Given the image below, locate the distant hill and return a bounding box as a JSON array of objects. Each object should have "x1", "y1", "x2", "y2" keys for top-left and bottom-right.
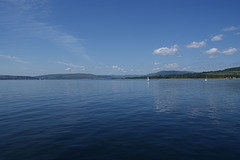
[
  {"x1": 36, "y1": 74, "x2": 143, "y2": 79},
  {"x1": 147, "y1": 67, "x2": 240, "y2": 79},
  {"x1": 108, "y1": 75, "x2": 143, "y2": 79},
  {"x1": 147, "y1": 70, "x2": 193, "y2": 77},
  {"x1": 36, "y1": 73, "x2": 112, "y2": 80},
  {"x1": 204, "y1": 67, "x2": 240, "y2": 78},
  {"x1": 126, "y1": 67, "x2": 240, "y2": 79},
  {"x1": 0, "y1": 73, "x2": 139, "y2": 80},
  {"x1": 0, "y1": 75, "x2": 37, "y2": 80}
]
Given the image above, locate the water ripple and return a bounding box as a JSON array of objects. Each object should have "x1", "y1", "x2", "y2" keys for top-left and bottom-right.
[{"x1": 0, "y1": 80, "x2": 240, "y2": 160}]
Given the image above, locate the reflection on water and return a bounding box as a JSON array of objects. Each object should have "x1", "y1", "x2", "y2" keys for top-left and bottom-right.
[
  {"x1": 151, "y1": 79, "x2": 240, "y2": 119},
  {"x1": 152, "y1": 80, "x2": 186, "y2": 113}
]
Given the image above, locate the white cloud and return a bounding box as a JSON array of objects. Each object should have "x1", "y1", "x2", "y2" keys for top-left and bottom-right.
[
  {"x1": 163, "y1": 63, "x2": 179, "y2": 69},
  {"x1": 56, "y1": 61, "x2": 84, "y2": 68},
  {"x1": 204, "y1": 47, "x2": 238, "y2": 55},
  {"x1": 223, "y1": 26, "x2": 240, "y2": 31},
  {"x1": 154, "y1": 62, "x2": 159, "y2": 65},
  {"x1": 186, "y1": 41, "x2": 206, "y2": 48},
  {"x1": 222, "y1": 48, "x2": 238, "y2": 55},
  {"x1": 182, "y1": 67, "x2": 191, "y2": 70},
  {"x1": 204, "y1": 48, "x2": 220, "y2": 54},
  {"x1": 112, "y1": 66, "x2": 126, "y2": 72},
  {"x1": 112, "y1": 66, "x2": 119, "y2": 69},
  {"x1": 56, "y1": 61, "x2": 85, "y2": 71},
  {"x1": 0, "y1": 54, "x2": 29, "y2": 64},
  {"x1": 152, "y1": 68, "x2": 161, "y2": 71},
  {"x1": 235, "y1": 32, "x2": 240, "y2": 35},
  {"x1": 211, "y1": 34, "x2": 223, "y2": 41},
  {"x1": 153, "y1": 44, "x2": 178, "y2": 55}
]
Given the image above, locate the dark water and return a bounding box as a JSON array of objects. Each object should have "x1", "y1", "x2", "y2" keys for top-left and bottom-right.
[{"x1": 0, "y1": 79, "x2": 240, "y2": 160}]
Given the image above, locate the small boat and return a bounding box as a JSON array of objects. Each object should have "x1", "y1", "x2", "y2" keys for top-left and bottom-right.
[
  {"x1": 205, "y1": 75, "x2": 207, "y2": 81},
  {"x1": 147, "y1": 77, "x2": 150, "y2": 82}
]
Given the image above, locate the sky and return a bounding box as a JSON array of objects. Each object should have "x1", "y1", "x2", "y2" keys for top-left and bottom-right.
[{"x1": 0, "y1": 0, "x2": 240, "y2": 76}]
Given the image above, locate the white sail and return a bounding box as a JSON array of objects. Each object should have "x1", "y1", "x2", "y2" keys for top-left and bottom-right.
[{"x1": 205, "y1": 75, "x2": 207, "y2": 81}]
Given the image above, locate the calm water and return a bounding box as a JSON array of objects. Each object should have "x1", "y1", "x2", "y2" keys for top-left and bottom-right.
[{"x1": 0, "y1": 79, "x2": 240, "y2": 160}]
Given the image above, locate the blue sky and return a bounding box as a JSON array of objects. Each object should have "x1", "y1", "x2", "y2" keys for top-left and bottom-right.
[{"x1": 0, "y1": 0, "x2": 240, "y2": 76}]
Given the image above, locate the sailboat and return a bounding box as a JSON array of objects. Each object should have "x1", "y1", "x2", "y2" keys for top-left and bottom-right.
[
  {"x1": 205, "y1": 75, "x2": 207, "y2": 81},
  {"x1": 147, "y1": 77, "x2": 150, "y2": 82}
]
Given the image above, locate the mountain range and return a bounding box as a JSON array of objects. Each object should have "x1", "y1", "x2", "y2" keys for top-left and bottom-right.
[{"x1": 0, "y1": 67, "x2": 240, "y2": 80}]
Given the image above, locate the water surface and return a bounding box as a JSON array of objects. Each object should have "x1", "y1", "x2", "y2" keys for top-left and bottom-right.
[{"x1": 0, "y1": 79, "x2": 240, "y2": 160}]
